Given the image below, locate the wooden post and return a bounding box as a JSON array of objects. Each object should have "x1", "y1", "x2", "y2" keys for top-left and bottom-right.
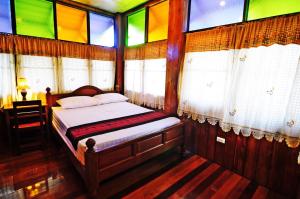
[
  {"x1": 85, "y1": 138, "x2": 99, "y2": 198},
  {"x1": 164, "y1": 0, "x2": 188, "y2": 114},
  {"x1": 115, "y1": 14, "x2": 125, "y2": 94}
]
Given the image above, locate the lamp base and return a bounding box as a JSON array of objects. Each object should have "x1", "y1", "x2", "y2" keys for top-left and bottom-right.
[{"x1": 21, "y1": 90, "x2": 27, "y2": 101}]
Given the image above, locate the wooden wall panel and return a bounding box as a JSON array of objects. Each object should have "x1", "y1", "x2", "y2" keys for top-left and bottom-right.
[
  {"x1": 255, "y1": 138, "x2": 273, "y2": 186},
  {"x1": 206, "y1": 124, "x2": 217, "y2": 160},
  {"x1": 224, "y1": 129, "x2": 236, "y2": 170},
  {"x1": 214, "y1": 125, "x2": 225, "y2": 165},
  {"x1": 243, "y1": 136, "x2": 260, "y2": 180},
  {"x1": 185, "y1": 119, "x2": 300, "y2": 198}
]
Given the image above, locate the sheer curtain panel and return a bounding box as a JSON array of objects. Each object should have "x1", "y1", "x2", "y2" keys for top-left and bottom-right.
[
  {"x1": 91, "y1": 60, "x2": 115, "y2": 91},
  {"x1": 17, "y1": 55, "x2": 57, "y2": 102},
  {"x1": 0, "y1": 54, "x2": 16, "y2": 107},
  {"x1": 179, "y1": 44, "x2": 300, "y2": 147},
  {"x1": 60, "y1": 57, "x2": 89, "y2": 92},
  {"x1": 125, "y1": 58, "x2": 166, "y2": 109}
]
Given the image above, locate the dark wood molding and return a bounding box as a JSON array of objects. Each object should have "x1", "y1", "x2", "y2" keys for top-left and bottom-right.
[
  {"x1": 164, "y1": 0, "x2": 188, "y2": 114},
  {"x1": 115, "y1": 14, "x2": 125, "y2": 93}
]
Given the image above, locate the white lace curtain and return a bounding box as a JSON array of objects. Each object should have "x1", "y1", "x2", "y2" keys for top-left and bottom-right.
[
  {"x1": 0, "y1": 54, "x2": 17, "y2": 107},
  {"x1": 178, "y1": 44, "x2": 300, "y2": 147},
  {"x1": 124, "y1": 58, "x2": 166, "y2": 109},
  {"x1": 0, "y1": 55, "x2": 115, "y2": 105}
]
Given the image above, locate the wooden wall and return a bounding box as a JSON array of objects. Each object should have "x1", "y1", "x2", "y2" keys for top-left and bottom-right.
[{"x1": 183, "y1": 119, "x2": 300, "y2": 198}]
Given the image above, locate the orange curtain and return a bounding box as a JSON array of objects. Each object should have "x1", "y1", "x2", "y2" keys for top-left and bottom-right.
[
  {"x1": 124, "y1": 40, "x2": 167, "y2": 60},
  {"x1": 0, "y1": 34, "x2": 116, "y2": 61},
  {"x1": 186, "y1": 13, "x2": 300, "y2": 53},
  {"x1": 0, "y1": 34, "x2": 14, "y2": 54}
]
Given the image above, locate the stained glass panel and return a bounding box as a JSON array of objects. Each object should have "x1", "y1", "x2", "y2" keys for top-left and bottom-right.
[
  {"x1": 148, "y1": 1, "x2": 169, "y2": 42},
  {"x1": 126, "y1": 9, "x2": 146, "y2": 46},
  {"x1": 189, "y1": 0, "x2": 244, "y2": 31},
  {"x1": 248, "y1": 0, "x2": 300, "y2": 20},
  {"x1": 90, "y1": 13, "x2": 115, "y2": 47},
  {"x1": 15, "y1": 0, "x2": 55, "y2": 38},
  {"x1": 57, "y1": 4, "x2": 87, "y2": 43},
  {"x1": 0, "y1": 0, "x2": 12, "y2": 33}
]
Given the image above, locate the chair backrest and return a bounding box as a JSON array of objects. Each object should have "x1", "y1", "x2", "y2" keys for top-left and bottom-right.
[{"x1": 13, "y1": 100, "x2": 43, "y2": 129}]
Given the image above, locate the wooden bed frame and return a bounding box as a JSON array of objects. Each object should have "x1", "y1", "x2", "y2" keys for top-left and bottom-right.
[{"x1": 45, "y1": 86, "x2": 185, "y2": 198}]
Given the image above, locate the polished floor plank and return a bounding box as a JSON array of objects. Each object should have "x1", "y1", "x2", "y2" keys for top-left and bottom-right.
[
  {"x1": 123, "y1": 155, "x2": 206, "y2": 199},
  {"x1": 167, "y1": 163, "x2": 220, "y2": 199}
]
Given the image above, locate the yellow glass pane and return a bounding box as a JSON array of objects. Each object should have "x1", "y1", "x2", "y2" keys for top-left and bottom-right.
[
  {"x1": 148, "y1": 0, "x2": 169, "y2": 42},
  {"x1": 56, "y1": 4, "x2": 87, "y2": 43}
]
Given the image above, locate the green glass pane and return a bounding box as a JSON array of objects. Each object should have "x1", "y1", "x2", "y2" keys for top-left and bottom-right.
[
  {"x1": 248, "y1": 0, "x2": 300, "y2": 20},
  {"x1": 127, "y1": 9, "x2": 146, "y2": 46},
  {"x1": 15, "y1": 0, "x2": 55, "y2": 39}
]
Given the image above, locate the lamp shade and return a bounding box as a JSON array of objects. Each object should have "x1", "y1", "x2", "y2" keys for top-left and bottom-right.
[{"x1": 17, "y1": 77, "x2": 30, "y2": 90}]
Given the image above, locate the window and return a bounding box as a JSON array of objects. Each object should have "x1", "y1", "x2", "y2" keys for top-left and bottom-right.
[
  {"x1": 56, "y1": 4, "x2": 87, "y2": 43},
  {"x1": 15, "y1": 0, "x2": 55, "y2": 39},
  {"x1": 125, "y1": 58, "x2": 166, "y2": 109},
  {"x1": 0, "y1": 54, "x2": 16, "y2": 106},
  {"x1": 89, "y1": 13, "x2": 115, "y2": 47},
  {"x1": 61, "y1": 57, "x2": 89, "y2": 92},
  {"x1": 126, "y1": 9, "x2": 146, "y2": 46},
  {"x1": 17, "y1": 55, "x2": 57, "y2": 101},
  {"x1": 189, "y1": 0, "x2": 244, "y2": 31},
  {"x1": 91, "y1": 60, "x2": 115, "y2": 91},
  {"x1": 148, "y1": 1, "x2": 169, "y2": 42},
  {"x1": 0, "y1": 0, "x2": 12, "y2": 34},
  {"x1": 247, "y1": 0, "x2": 300, "y2": 20}
]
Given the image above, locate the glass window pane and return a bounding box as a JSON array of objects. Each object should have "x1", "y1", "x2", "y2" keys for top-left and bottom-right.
[
  {"x1": 15, "y1": 0, "x2": 55, "y2": 39},
  {"x1": 90, "y1": 13, "x2": 115, "y2": 47},
  {"x1": 189, "y1": 0, "x2": 244, "y2": 31},
  {"x1": 57, "y1": 4, "x2": 87, "y2": 43},
  {"x1": 148, "y1": 1, "x2": 169, "y2": 42},
  {"x1": 0, "y1": 0, "x2": 12, "y2": 33},
  {"x1": 247, "y1": 0, "x2": 300, "y2": 20},
  {"x1": 91, "y1": 60, "x2": 115, "y2": 91},
  {"x1": 18, "y1": 55, "x2": 56, "y2": 101},
  {"x1": 61, "y1": 57, "x2": 89, "y2": 92},
  {"x1": 127, "y1": 9, "x2": 146, "y2": 46}
]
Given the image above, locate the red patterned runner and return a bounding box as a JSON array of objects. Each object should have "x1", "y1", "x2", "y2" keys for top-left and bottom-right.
[{"x1": 66, "y1": 111, "x2": 171, "y2": 149}]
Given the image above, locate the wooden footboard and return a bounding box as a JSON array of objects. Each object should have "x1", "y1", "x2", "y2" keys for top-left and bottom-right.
[
  {"x1": 84, "y1": 121, "x2": 185, "y2": 198},
  {"x1": 45, "y1": 86, "x2": 185, "y2": 198}
]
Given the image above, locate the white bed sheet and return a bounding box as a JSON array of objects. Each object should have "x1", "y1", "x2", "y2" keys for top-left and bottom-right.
[{"x1": 52, "y1": 102, "x2": 180, "y2": 165}]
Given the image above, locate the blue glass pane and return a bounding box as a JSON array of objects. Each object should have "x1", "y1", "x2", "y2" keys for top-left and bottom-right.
[
  {"x1": 189, "y1": 0, "x2": 244, "y2": 31},
  {"x1": 0, "y1": 0, "x2": 12, "y2": 33},
  {"x1": 90, "y1": 13, "x2": 115, "y2": 47}
]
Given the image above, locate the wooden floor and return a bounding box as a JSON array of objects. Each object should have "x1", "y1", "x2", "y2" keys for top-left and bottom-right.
[{"x1": 0, "y1": 143, "x2": 289, "y2": 199}]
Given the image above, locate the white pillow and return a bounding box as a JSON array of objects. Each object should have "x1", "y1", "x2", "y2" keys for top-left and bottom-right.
[
  {"x1": 93, "y1": 93, "x2": 128, "y2": 105},
  {"x1": 57, "y1": 96, "x2": 99, "y2": 109}
]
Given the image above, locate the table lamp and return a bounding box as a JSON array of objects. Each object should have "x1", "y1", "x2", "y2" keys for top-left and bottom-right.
[{"x1": 17, "y1": 77, "x2": 30, "y2": 101}]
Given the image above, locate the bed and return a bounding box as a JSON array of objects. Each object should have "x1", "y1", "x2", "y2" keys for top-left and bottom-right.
[{"x1": 45, "y1": 86, "x2": 185, "y2": 198}]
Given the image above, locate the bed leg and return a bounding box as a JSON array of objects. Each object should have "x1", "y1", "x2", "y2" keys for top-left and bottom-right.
[{"x1": 85, "y1": 139, "x2": 99, "y2": 198}]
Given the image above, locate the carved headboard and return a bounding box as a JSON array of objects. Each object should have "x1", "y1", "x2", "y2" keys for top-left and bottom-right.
[{"x1": 46, "y1": 85, "x2": 104, "y2": 109}]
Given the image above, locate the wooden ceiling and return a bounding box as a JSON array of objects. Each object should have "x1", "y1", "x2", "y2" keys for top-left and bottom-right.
[{"x1": 70, "y1": 0, "x2": 150, "y2": 13}]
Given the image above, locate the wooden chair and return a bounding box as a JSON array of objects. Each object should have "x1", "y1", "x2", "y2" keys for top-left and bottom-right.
[{"x1": 12, "y1": 100, "x2": 47, "y2": 154}]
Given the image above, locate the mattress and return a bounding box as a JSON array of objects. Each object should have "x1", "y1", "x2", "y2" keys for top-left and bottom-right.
[{"x1": 52, "y1": 102, "x2": 180, "y2": 165}]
